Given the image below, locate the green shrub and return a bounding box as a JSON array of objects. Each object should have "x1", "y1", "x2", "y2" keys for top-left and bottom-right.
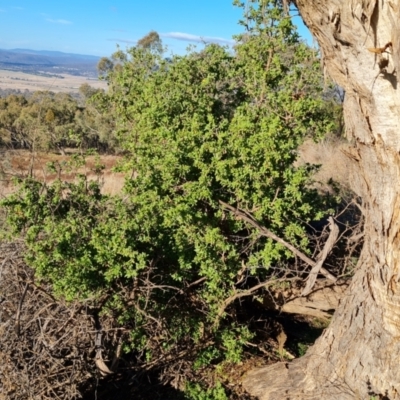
[{"x1": 185, "y1": 381, "x2": 228, "y2": 400}]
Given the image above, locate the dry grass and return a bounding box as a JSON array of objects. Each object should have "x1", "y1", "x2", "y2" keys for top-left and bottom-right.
[
  {"x1": 297, "y1": 136, "x2": 351, "y2": 193},
  {"x1": 0, "y1": 69, "x2": 106, "y2": 93}
]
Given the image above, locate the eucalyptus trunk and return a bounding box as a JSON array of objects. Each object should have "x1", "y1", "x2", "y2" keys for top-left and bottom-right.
[{"x1": 244, "y1": 1, "x2": 400, "y2": 399}]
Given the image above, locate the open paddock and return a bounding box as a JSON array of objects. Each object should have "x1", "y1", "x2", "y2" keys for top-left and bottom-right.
[{"x1": 0, "y1": 69, "x2": 107, "y2": 93}]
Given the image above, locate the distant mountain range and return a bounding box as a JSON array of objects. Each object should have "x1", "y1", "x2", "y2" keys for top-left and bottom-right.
[{"x1": 0, "y1": 48, "x2": 102, "y2": 77}]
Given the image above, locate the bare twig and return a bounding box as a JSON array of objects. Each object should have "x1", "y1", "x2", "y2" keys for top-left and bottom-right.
[
  {"x1": 186, "y1": 276, "x2": 207, "y2": 290},
  {"x1": 214, "y1": 277, "x2": 298, "y2": 328},
  {"x1": 15, "y1": 282, "x2": 29, "y2": 336},
  {"x1": 302, "y1": 217, "x2": 339, "y2": 296}
]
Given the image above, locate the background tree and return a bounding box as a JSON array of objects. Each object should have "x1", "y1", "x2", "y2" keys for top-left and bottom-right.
[
  {"x1": 244, "y1": 0, "x2": 400, "y2": 398},
  {"x1": 0, "y1": 94, "x2": 28, "y2": 147},
  {"x1": 77, "y1": 84, "x2": 118, "y2": 151},
  {"x1": 12, "y1": 91, "x2": 82, "y2": 154},
  {"x1": 79, "y1": 82, "x2": 100, "y2": 100},
  {"x1": 137, "y1": 30, "x2": 163, "y2": 54},
  {"x1": 97, "y1": 56, "x2": 114, "y2": 77},
  {"x1": 0, "y1": 90, "x2": 117, "y2": 153}
]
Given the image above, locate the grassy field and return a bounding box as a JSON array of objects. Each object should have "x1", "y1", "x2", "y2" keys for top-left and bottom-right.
[{"x1": 0, "y1": 69, "x2": 107, "y2": 93}]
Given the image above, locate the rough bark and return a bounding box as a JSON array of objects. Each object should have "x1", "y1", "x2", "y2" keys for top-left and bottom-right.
[{"x1": 243, "y1": 1, "x2": 400, "y2": 399}]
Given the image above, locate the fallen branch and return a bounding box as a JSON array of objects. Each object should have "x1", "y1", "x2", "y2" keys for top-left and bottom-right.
[
  {"x1": 15, "y1": 282, "x2": 29, "y2": 336},
  {"x1": 263, "y1": 279, "x2": 349, "y2": 320},
  {"x1": 302, "y1": 216, "x2": 339, "y2": 296},
  {"x1": 95, "y1": 329, "x2": 114, "y2": 376},
  {"x1": 214, "y1": 277, "x2": 298, "y2": 328}
]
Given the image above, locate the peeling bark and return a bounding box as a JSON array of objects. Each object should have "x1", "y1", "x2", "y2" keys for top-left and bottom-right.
[{"x1": 243, "y1": 1, "x2": 400, "y2": 399}]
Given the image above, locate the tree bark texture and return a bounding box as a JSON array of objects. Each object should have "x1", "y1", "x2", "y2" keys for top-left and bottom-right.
[{"x1": 244, "y1": 1, "x2": 400, "y2": 399}]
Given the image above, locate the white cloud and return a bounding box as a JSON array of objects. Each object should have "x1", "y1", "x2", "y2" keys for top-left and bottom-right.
[
  {"x1": 46, "y1": 18, "x2": 72, "y2": 25},
  {"x1": 161, "y1": 32, "x2": 234, "y2": 46},
  {"x1": 107, "y1": 38, "x2": 136, "y2": 44}
]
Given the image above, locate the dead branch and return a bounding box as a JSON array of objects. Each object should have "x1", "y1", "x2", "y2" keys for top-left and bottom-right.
[
  {"x1": 263, "y1": 279, "x2": 349, "y2": 320},
  {"x1": 219, "y1": 200, "x2": 337, "y2": 282},
  {"x1": 214, "y1": 277, "x2": 299, "y2": 328},
  {"x1": 15, "y1": 282, "x2": 29, "y2": 336},
  {"x1": 302, "y1": 217, "x2": 339, "y2": 296}
]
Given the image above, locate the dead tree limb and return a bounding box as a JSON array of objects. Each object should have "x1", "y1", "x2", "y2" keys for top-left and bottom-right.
[
  {"x1": 218, "y1": 200, "x2": 337, "y2": 282},
  {"x1": 302, "y1": 217, "x2": 339, "y2": 296}
]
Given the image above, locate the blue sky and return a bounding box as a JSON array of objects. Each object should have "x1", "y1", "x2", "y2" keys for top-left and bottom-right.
[{"x1": 0, "y1": 1, "x2": 313, "y2": 57}]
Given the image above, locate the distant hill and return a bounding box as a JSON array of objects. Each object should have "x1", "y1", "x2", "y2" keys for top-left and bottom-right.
[
  {"x1": 0, "y1": 49, "x2": 54, "y2": 65},
  {"x1": 0, "y1": 48, "x2": 102, "y2": 77},
  {"x1": 5, "y1": 49, "x2": 100, "y2": 63}
]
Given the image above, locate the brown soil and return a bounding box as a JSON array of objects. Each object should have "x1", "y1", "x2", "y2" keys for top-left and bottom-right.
[{"x1": 0, "y1": 149, "x2": 125, "y2": 197}]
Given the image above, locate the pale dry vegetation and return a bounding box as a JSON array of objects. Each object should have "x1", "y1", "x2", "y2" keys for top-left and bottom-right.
[
  {"x1": 298, "y1": 136, "x2": 351, "y2": 192},
  {"x1": 0, "y1": 69, "x2": 106, "y2": 94}
]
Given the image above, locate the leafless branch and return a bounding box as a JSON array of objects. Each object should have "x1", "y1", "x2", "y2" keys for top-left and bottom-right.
[
  {"x1": 302, "y1": 216, "x2": 339, "y2": 296},
  {"x1": 219, "y1": 200, "x2": 337, "y2": 282}
]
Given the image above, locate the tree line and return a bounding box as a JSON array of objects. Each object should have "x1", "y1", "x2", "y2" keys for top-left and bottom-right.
[{"x1": 0, "y1": 84, "x2": 117, "y2": 154}]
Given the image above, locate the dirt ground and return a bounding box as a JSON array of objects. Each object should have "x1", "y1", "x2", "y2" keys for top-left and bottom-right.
[
  {"x1": 0, "y1": 69, "x2": 107, "y2": 93},
  {"x1": 0, "y1": 149, "x2": 125, "y2": 197}
]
